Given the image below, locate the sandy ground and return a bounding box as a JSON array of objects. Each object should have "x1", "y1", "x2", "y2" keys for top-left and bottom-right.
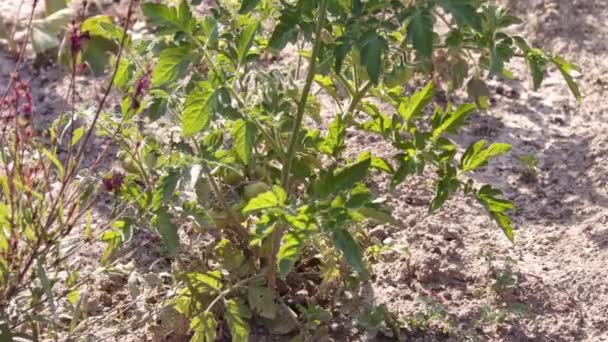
[{"x1": 1, "y1": 0, "x2": 607, "y2": 341}]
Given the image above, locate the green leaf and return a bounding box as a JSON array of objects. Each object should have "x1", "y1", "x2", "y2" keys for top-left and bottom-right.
[
  {"x1": 152, "y1": 168, "x2": 181, "y2": 210},
  {"x1": 331, "y1": 157, "x2": 371, "y2": 194},
  {"x1": 460, "y1": 140, "x2": 511, "y2": 172},
  {"x1": 525, "y1": 49, "x2": 547, "y2": 90},
  {"x1": 490, "y1": 38, "x2": 514, "y2": 76},
  {"x1": 278, "y1": 223, "x2": 312, "y2": 278},
  {"x1": 154, "y1": 209, "x2": 180, "y2": 257},
  {"x1": 476, "y1": 185, "x2": 515, "y2": 241},
  {"x1": 237, "y1": 21, "x2": 259, "y2": 66},
  {"x1": 438, "y1": 0, "x2": 482, "y2": 31},
  {"x1": 142, "y1": 0, "x2": 194, "y2": 33},
  {"x1": 408, "y1": 7, "x2": 434, "y2": 58},
  {"x1": 70, "y1": 127, "x2": 85, "y2": 146},
  {"x1": 333, "y1": 228, "x2": 367, "y2": 277},
  {"x1": 359, "y1": 31, "x2": 387, "y2": 84},
  {"x1": 248, "y1": 287, "x2": 277, "y2": 319},
  {"x1": 224, "y1": 299, "x2": 251, "y2": 342},
  {"x1": 319, "y1": 115, "x2": 345, "y2": 156},
  {"x1": 552, "y1": 55, "x2": 582, "y2": 102},
  {"x1": 467, "y1": 78, "x2": 490, "y2": 110},
  {"x1": 432, "y1": 103, "x2": 476, "y2": 141},
  {"x1": 231, "y1": 119, "x2": 257, "y2": 165},
  {"x1": 152, "y1": 46, "x2": 192, "y2": 86},
  {"x1": 358, "y1": 204, "x2": 400, "y2": 226},
  {"x1": 357, "y1": 152, "x2": 394, "y2": 173},
  {"x1": 243, "y1": 186, "x2": 286, "y2": 213},
  {"x1": 42, "y1": 148, "x2": 64, "y2": 177},
  {"x1": 114, "y1": 59, "x2": 133, "y2": 91},
  {"x1": 398, "y1": 82, "x2": 435, "y2": 120},
  {"x1": 191, "y1": 312, "x2": 218, "y2": 342},
  {"x1": 215, "y1": 239, "x2": 245, "y2": 271},
  {"x1": 45, "y1": 0, "x2": 67, "y2": 15},
  {"x1": 430, "y1": 173, "x2": 460, "y2": 212},
  {"x1": 184, "y1": 271, "x2": 223, "y2": 293},
  {"x1": 182, "y1": 83, "x2": 217, "y2": 137},
  {"x1": 268, "y1": 11, "x2": 299, "y2": 51},
  {"x1": 31, "y1": 8, "x2": 75, "y2": 53},
  {"x1": 239, "y1": 0, "x2": 262, "y2": 14}
]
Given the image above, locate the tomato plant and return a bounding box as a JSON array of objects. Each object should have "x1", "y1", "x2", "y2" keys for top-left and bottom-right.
[
  {"x1": 0, "y1": 0, "x2": 582, "y2": 340},
  {"x1": 92, "y1": 0, "x2": 581, "y2": 339}
]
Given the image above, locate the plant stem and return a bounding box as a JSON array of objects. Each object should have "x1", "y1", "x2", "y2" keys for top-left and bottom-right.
[
  {"x1": 267, "y1": 0, "x2": 329, "y2": 292},
  {"x1": 204, "y1": 272, "x2": 267, "y2": 313},
  {"x1": 280, "y1": 0, "x2": 328, "y2": 189}
]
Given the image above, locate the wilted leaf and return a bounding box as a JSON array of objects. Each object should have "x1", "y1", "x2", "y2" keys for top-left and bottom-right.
[
  {"x1": 191, "y1": 312, "x2": 218, "y2": 342},
  {"x1": 248, "y1": 287, "x2": 278, "y2": 319},
  {"x1": 224, "y1": 299, "x2": 251, "y2": 342}
]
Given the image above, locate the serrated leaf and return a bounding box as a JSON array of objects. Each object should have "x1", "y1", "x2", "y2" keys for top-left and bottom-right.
[
  {"x1": 552, "y1": 55, "x2": 582, "y2": 102},
  {"x1": 398, "y1": 82, "x2": 435, "y2": 120},
  {"x1": 430, "y1": 174, "x2": 460, "y2": 212},
  {"x1": 152, "y1": 168, "x2": 181, "y2": 210},
  {"x1": 114, "y1": 59, "x2": 133, "y2": 91},
  {"x1": 237, "y1": 21, "x2": 259, "y2": 66},
  {"x1": 278, "y1": 225, "x2": 312, "y2": 279},
  {"x1": 438, "y1": 0, "x2": 482, "y2": 31},
  {"x1": 154, "y1": 209, "x2": 180, "y2": 257},
  {"x1": 184, "y1": 271, "x2": 223, "y2": 293},
  {"x1": 357, "y1": 151, "x2": 394, "y2": 173},
  {"x1": 182, "y1": 83, "x2": 217, "y2": 137},
  {"x1": 525, "y1": 49, "x2": 547, "y2": 90},
  {"x1": 239, "y1": 0, "x2": 262, "y2": 14},
  {"x1": 247, "y1": 287, "x2": 277, "y2": 319},
  {"x1": 142, "y1": 0, "x2": 194, "y2": 33},
  {"x1": 408, "y1": 7, "x2": 434, "y2": 58},
  {"x1": 242, "y1": 187, "x2": 284, "y2": 213},
  {"x1": 215, "y1": 239, "x2": 245, "y2": 271},
  {"x1": 432, "y1": 103, "x2": 476, "y2": 140},
  {"x1": 460, "y1": 140, "x2": 511, "y2": 172},
  {"x1": 231, "y1": 119, "x2": 256, "y2": 165},
  {"x1": 476, "y1": 185, "x2": 515, "y2": 241},
  {"x1": 359, "y1": 31, "x2": 387, "y2": 84},
  {"x1": 333, "y1": 228, "x2": 367, "y2": 277},
  {"x1": 152, "y1": 46, "x2": 192, "y2": 86},
  {"x1": 319, "y1": 115, "x2": 345, "y2": 156},
  {"x1": 331, "y1": 157, "x2": 371, "y2": 194},
  {"x1": 268, "y1": 11, "x2": 299, "y2": 51},
  {"x1": 224, "y1": 299, "x2": 251, "y2": 342},
  {"x1": 490, "y1": 38, "x2": 514, "y2": 75},
  {"x1": 191, "y1": 312, "x2": 218, "y2": 342}
]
